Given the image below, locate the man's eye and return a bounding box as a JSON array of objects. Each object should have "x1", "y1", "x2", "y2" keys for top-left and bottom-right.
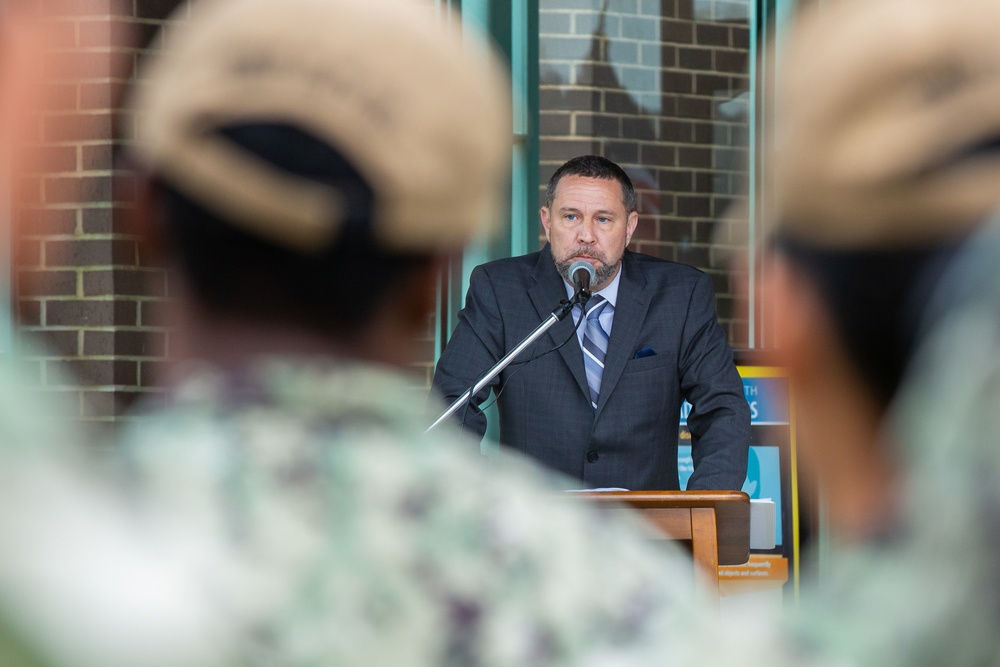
[
  {"x1": 565, "y1": 214, "x2": 578, "y2": 221},
  {"x1": 597, "y1": 217, "x2": 610, "y2": 224}
]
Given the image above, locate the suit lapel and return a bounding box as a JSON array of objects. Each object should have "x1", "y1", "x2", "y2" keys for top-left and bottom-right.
[
  {"x1": 528, "y1": 244, "x2": 590, "y2": 401},
  {"x1": 596, "y1": 251, "x2": 650, "y2": 415}
]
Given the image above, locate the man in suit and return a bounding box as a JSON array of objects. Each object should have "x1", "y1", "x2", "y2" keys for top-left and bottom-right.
[
  {"x1": 433, "y1": 155, "x2": 750, "y2": 490},
  {"x1": 108, "y1": 4, "x2": 743, "y2": 664}
]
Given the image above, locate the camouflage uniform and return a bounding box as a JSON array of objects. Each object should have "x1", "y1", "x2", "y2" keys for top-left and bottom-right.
[
  {"x1": 116, "y1": 357, "x2": 731, "y2": 666},
  {"x1": 0, "y1": 317, "x2": 75, "y2": 458},
  {"x1": 888, "y1": 216, "x2": 1000, "y2": 667},
  {"x1": 0, "y1": 319, "x2": 236, "y2": 667},
  {"x1": 779, "y1": 218, "x2": 1000, "y2": 667}
]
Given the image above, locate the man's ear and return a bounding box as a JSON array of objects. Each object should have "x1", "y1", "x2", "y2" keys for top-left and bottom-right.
[
  {"x1": 625, "y1": 210, "x2": 638, "y2": 246},
  {"x1": 539, "y1": 206, "x2": 552, "y2": 242}
]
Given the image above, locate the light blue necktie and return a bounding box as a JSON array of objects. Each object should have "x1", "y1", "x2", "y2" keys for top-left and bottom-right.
[{"x1": 582, "y1": 295, "x2": 612, "y2": 410}]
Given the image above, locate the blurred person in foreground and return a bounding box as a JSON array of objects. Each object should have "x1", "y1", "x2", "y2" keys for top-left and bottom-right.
[
  {"x1": 760, "y1": 0, "x2": 1000, "y2": 664},
  {"x1": 114, "y1": 0, "x2": 729, "y2": 664},
  {"x1": 0, "y1": 4, "x2": 237, "y2": 667}
]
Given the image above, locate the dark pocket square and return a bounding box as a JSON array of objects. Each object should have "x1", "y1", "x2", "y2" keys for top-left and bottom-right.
[{"x1": 634, "y1": 346, "x2": 656, "y2": 359}]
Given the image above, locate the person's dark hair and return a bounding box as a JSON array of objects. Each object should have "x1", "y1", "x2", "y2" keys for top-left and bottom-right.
[
  {"x1": 545, "y1": 155, "x2": 637, "y2": 213},
  {"x1": 154, "y1": 122, "x2": 431, "y2": 337},
  {"x1": 772, "y1": 232, "x2": 961, "y2": 411}
]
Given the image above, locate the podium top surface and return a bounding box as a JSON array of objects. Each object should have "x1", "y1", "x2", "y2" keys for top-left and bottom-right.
[{"x1": 575, "y1": 490, "x2": 751, "y2": 565}]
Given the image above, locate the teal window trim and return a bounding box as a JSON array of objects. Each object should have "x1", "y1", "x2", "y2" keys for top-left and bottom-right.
[
  {"x1": 748, "y1": 0, "x2": 793, "y2": 351},
  {"x1": 748, "y1": 0, "x2": 760, "y2": 350},
  {"x1": 430, "y1": 0, "x2": 538, "y2": 450},
  {"x1": 434, "y1": 0, "x2": 539, "y2": 363},
  {"x1": 511, "y1": 0, "x2": 539, "y2": 262}
]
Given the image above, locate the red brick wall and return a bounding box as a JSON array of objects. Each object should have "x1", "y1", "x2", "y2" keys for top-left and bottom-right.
[
  {"x1": 539, "y1": 0, "x2": 751, "y2": 347},
  {"x1": 9, "y1": 0, "x2": 450, "y2": 423},
  {"x1": 12, "y1": 0, "x2": 184, "y2": 425},
  {"x1": 11, "y1": 1, "x2": 750, "y2": 422}
]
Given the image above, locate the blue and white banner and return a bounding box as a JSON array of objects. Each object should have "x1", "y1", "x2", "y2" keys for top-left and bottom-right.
[{"x1": 680, "y1": 375, "x2": 790, "y2": 425}]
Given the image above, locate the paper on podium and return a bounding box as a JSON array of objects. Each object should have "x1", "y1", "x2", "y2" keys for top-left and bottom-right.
[
  {"x1": 749, "y1": 498, "x2": 776, "y2": 550},
  {"x1": 564, "y1": 488, "x2": 629, "y2": 493}
]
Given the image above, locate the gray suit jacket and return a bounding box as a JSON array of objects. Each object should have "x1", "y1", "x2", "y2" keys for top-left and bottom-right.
[{"x1": 432, "y1": 245, "x2": 750, "y2": 491}]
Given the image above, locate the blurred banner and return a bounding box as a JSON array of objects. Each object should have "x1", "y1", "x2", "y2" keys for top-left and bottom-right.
[{"x1": 679, "y1": 360, "x2": 801, "y2": 607}]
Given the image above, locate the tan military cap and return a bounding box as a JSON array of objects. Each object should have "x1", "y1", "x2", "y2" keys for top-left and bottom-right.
[
  {"x1": 772, "y1": 0, "x2": 1000, "y2": 248},
  {"x1": 126, "y1": 0, "x2": 511, "y2": 253}
]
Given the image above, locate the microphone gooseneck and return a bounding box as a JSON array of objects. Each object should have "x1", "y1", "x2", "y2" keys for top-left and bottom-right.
[{"x1": 426, "y1": 258, "x2": 598, "y2": 433}]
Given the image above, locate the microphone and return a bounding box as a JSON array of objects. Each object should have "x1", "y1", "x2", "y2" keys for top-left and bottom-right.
[
  {"x1": 428, "y1": 261, "x2": 593, "y2": 432},
  {"x1": 568, "y1": 260, "x2": 596, "y2": 302}
]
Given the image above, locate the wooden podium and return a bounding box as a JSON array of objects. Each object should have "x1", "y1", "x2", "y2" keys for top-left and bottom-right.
[{"x1": 574, "y1": 490, "x2": 750, "y2": 602}]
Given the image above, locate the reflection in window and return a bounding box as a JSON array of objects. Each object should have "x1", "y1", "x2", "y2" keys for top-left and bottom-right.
[{"x1": 539, "y1": 0, "x2": 753, "y2": 348}]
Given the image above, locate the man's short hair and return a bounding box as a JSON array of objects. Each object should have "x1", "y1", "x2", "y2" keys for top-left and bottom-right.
[{"x1": 545, "y1": 155, "x2": 637, "y2": 213}]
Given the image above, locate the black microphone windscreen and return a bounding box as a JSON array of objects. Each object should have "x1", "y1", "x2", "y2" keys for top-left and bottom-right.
[{"x1": 568, "y1": 260, "x2": 596, "y2": 291}]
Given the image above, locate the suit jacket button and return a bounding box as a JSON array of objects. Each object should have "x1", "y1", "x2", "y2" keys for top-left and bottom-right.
[{"x1": 586, "y1": 450, "x2": 599, "y2": 463}]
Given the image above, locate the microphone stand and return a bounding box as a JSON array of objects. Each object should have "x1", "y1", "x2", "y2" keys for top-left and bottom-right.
[{"x1": 426, "y1": 288, "x2": 591, "y2": 433}]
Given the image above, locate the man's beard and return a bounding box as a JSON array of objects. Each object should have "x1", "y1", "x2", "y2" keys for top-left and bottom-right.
[{"x1": 555, "y1": 248, "x2": 620, "y2": 288}]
